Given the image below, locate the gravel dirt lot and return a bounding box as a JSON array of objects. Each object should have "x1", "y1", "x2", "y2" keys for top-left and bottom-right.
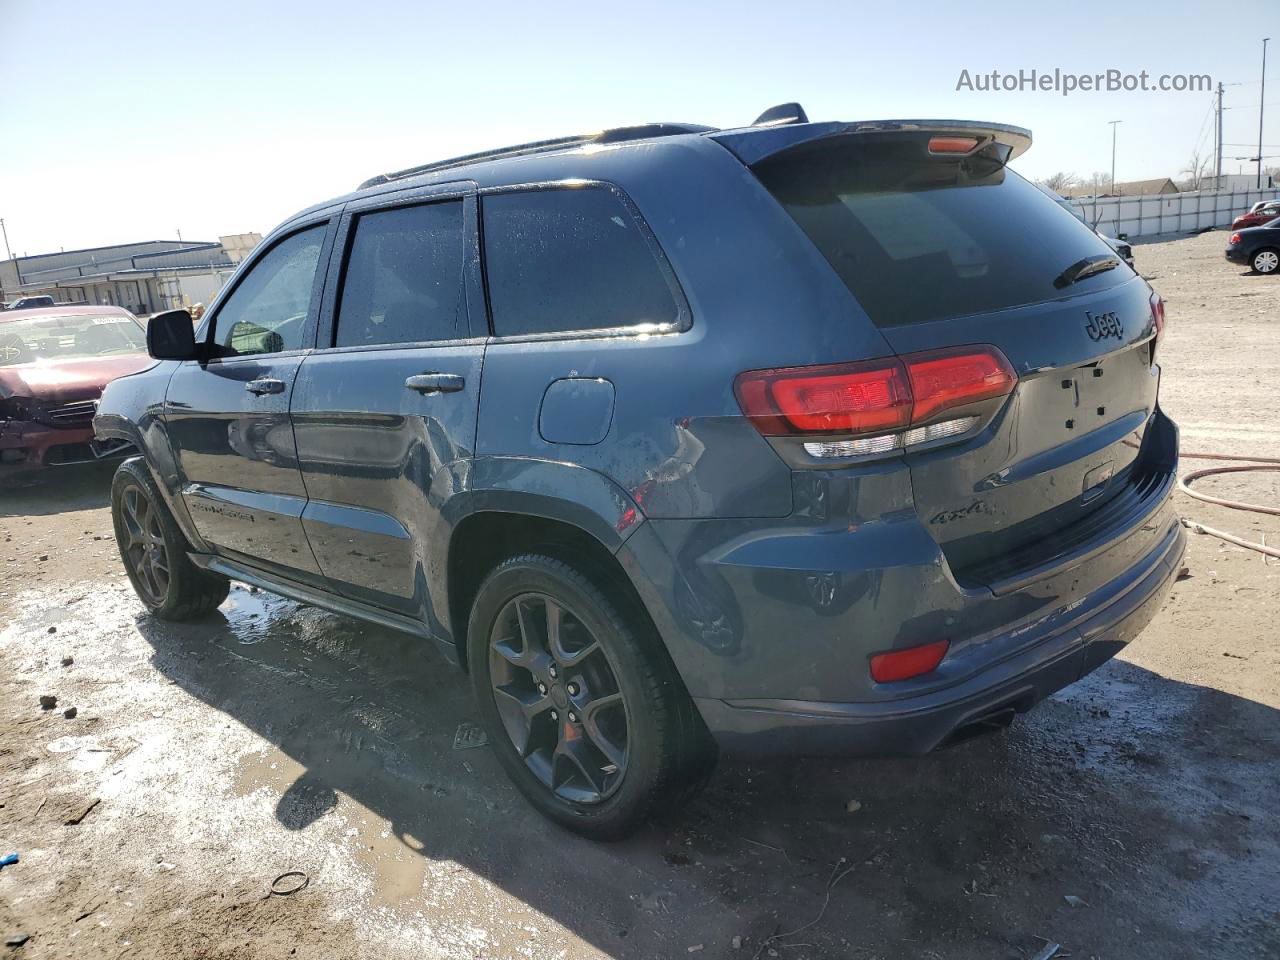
[{"x1": 2, "y1": 229, "x2": 1277, "y2": 960}]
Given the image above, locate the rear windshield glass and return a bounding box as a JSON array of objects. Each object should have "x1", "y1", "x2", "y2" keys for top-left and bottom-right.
[{"x1": 753, "y1": 135, "x2": 1126, "y2": 327}]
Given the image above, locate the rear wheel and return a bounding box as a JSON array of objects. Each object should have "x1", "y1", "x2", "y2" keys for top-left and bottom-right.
[
  {"x1": 1251, "y1": 248, "x2": 1279, "y2": 274},
  {"x1": 111, "y1": 458, "x2": 229, "y2": 620},
  {"x1": 467, "y1": 554, "x2": 714, "y2": 840}
]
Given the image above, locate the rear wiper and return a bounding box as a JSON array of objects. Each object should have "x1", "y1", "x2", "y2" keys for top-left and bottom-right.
[{"x1": 1053, "y1": 254, "x2": 1120, "y2": 289}]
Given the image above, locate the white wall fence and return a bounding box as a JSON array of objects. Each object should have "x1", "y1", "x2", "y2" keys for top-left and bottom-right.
[{"x1": 1066, "y1": 187, "x2": 1280, "y2": 240}]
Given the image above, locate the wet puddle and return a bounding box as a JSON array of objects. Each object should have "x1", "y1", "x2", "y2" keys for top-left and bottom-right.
[{"x1": 233, "y1": 746, "x2": 430, "y2": 911}]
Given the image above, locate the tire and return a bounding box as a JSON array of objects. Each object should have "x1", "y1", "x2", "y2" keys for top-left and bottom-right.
[
  {"x1": 467, "y1": 554, "x2": 715, "y2": 840},
  {"x1": 1251, "y1": 248, "x2": 1280, "y2": 274},
  {"x1": 110, "y1": 458, "x2": 230, "y2": 620}
]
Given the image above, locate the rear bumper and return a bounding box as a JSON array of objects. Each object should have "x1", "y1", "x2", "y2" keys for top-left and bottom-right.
[
  {"x1": 0, "y1": 420, "x2": 135, "y2": 473},
  {"x1": 1225, "y1": 246, "x2": 1249, "y2": 264},
  {"x1": 694, "y1": 520, "x2": 1184, "y2": 756}
]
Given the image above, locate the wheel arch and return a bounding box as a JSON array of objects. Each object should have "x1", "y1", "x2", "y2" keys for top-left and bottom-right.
[{"x1": 439, "y1": 461, "x2": 647, "y2": 669}]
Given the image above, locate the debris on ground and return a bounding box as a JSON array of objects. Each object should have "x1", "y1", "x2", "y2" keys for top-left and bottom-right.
[
  {"x1": 64, "y1": 798, "x2": 100, "y2": 826},
  {"x1": 0, "y1": 854, "x2": 18, "y2": 870},
  {"x1": 270, "y1": 871, "x2": 310, "y2": 896},
  {"x1": 845, "y1": 799, "x2": 862, "y2": 813},
  {"x1": 60, "y1": 656, "x2": 73, "y2": 667},
  {"x1": 1029, "y1": 942, "x2": 1062, "y2": 960},
  {"x1": 452, "y1": 722, "x2": 489, "y2": 750},
  {"x1": 1063, "y1": 894, "x2": 1090, "y2": 908},
  {"x1": 62, "y1": 707, "x2": 77, "y2": 719},
  {"x1": 46, "y1": 626, "x2": 56, "y2": 634},
  {"x1": 38, "y1": 695, "x2": 56, "y2": 710},
  {"x1": 4, "y1": 933, "x2": 31, "y2": 948},
  {"x1": 732, "y1": 935, "x2": 743, "y2": 949}
]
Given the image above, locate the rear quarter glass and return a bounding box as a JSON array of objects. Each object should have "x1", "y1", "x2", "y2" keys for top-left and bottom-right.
[{"x1": 751, "y1": 134, "x2": 1126, "y2": 327}]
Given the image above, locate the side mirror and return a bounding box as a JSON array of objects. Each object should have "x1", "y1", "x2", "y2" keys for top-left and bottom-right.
[{"x1": 147, "y1": 309, "x2": 201, "y2": 361}]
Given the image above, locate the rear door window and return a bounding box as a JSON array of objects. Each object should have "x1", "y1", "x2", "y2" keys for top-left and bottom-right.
[
  {"x1": 481, "y1": 185, "x2": 679, "y2": 337},
  {"x1": 335, "y1": 200, "x2": 466, "y2": 347},
  {"x1": 752, "y1": 136, "x2": 1126, "y2": 327}
]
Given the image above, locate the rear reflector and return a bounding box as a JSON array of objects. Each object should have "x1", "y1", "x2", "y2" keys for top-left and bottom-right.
[
  {"x1": 870, "y1": 639, "x2": 950, "y2": 683},
  {"x1": 928, "y1": 136, "x2": 980, "y2": 155},
  {"x1": 736, "y1": 346, "x2": 1015, "y2": 440}
]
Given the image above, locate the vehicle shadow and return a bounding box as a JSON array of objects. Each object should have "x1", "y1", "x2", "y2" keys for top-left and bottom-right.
[
  {"x1": 0, "y1": 461, "x2": 115, "y2": 516},
  {"x1": 135, "y1": 586, "x2": 1280, "y2": 960}
]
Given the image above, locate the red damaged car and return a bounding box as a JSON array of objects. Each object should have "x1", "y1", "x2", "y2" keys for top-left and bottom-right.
[
  {"x1": 0, "y1": 305, "x2": 153, "y2": 475},
  {"x1": 1230, "y1": 200, "x2": 1280, "y2": 231}
]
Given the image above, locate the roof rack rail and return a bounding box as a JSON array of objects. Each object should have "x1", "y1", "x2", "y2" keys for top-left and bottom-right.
[{"x1": 358, "y1": 122, "x2": 716, "y2": 190}]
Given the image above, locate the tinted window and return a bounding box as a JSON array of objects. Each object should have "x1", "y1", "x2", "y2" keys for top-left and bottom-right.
[
  {"x1": 482, "y1": 186, "x2": 678, "y2": 336},
  {"x1": 335, "y1": 201, "x2": 465, "y2": 347},
  {"x1": 753, "y1": 136, "x2": 1125, "y2": 327},
  {"x1": 213, "y1": 225, "x2": 324, "y2": 356}
]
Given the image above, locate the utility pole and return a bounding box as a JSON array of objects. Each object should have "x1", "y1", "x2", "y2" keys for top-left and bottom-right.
[
  {"x1": 1259, "y1": 38, "x2": 1270, "y2": 188},
  {"x1": 1109, "y1": 120, "x2": 1123, "y2": 195},
  {"x1": 1216, "y1": 82, "x2": 1225, "y2": 180}
]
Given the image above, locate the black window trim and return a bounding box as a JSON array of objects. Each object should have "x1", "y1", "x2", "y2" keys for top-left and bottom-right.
[
  {"x1": 477, "y1": 179, "x2": 692, "y2": 345},
  {"x1": 195, "y1": 216, "x2": 336, "y2": 366},
  {"x1": 313, "y1": 180, "x2": 485, "y2": 354}
]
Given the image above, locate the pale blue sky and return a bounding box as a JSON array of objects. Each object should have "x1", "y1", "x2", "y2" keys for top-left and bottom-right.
[{"x1": 1, "y1": 0, "x2": 1274, "y2": 255}]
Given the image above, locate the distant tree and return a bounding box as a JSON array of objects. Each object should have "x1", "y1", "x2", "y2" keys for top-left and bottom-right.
[
  {"x1": 1180, "y1": 150, "x2": 1213, "y2": 191},
  {"x1": 1082, "y1": 171, "x2": 1113, "y2": 196},
  {"x1": 1039, "y1": 171, "x2": 1079, "y2": 194}
]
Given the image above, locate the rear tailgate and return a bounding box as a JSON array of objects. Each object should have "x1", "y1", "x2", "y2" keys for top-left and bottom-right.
[
  {"x1": 882, "y1": 277, "x2": 1165, "y2": 592},
  {"x1": 740, "y1": 122, "x2": 1172, "y2": 592}
]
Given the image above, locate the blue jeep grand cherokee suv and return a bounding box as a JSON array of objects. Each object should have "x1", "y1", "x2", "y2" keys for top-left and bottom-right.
[{"x1": 96, "y1": 105, "x2": 1184, "y2": 838}]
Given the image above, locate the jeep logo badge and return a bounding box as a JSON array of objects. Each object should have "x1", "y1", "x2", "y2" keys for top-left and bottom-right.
[{"x1": 1085, "y1": 310, "x2": 1123, "y2": 342}]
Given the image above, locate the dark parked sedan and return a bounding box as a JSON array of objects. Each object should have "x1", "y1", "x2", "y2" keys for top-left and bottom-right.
[{"x1": 1225, "y1": 218, "x2": 1280, "y2": 274}]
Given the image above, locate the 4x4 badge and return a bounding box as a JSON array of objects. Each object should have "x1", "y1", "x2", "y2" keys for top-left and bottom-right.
[{"x1": 1085, "y1": 310, "x2": 1123, "y2": 342}]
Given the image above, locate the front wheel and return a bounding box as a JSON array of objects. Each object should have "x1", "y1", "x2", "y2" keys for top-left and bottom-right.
[
  {"x1": 1251, "y1": 248, "x2": 1279, "y2": 274},
  {"x1": 111, "y1": 458, "x2": 230, "y2": 620},
  {"x1": 467, "y1": 554, "x2": 714, "y2": 840}
]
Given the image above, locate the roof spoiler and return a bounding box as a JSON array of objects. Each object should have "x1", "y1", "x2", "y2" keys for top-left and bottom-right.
[{"x1": 712, "y1": 119, "x2": 1033, "y2": 167}]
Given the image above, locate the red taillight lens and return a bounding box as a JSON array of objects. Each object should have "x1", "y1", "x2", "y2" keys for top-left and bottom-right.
[
  {"x1": 905, "y1": 347, "x2": 1017, "y2": 424},
  {"x1": 1229, "y1": 233, "x2": 1242, "y2": 245},
  {"x1": 870, "y1": 639, "x2": 950, "y2": 683},
  {"x1": 735, "y1": 346, "x2": 1015, "y2": 437},
  {"x1": 1150, "y1": 290, "x2": 1166, "y2": 341},
  {"x1": 734, "y1": 359, "x2": 912, "y2": 435},
  {"x1": 928, "y1": 136, "x2": 980, "y2": 154}
]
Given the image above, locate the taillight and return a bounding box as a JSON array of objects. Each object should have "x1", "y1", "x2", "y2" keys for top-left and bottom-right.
[
  {"x1": 905, "y1": 347, "x2": 1017, "y2": 423},
  {"x1": 1149, "y1": 290, "x2": 1166, "y2": 341},
  {"x1": 733, "y1": 358, "x2": 911, "y2": 436},
  {"x1": 735, "y1": 345, "x2": 1016, "y2": 456},
  {"x1": 870, "y1": 639, "x2": 950, "y2": 683},
  {"x1": 1229, "y1": 233, "x2": 1242, "y2": 245}
]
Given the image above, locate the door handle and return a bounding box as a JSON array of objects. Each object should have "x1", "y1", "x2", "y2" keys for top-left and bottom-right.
[
  {"x1": 245, "y1": 377, "x2": 286, "y2": 396},
  {"x1": 405, "y1": 372, "x2": 465, "y2": 394}
]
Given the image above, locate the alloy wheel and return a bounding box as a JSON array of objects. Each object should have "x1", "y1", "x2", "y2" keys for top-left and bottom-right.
[
  {"x1": 119, "y1": 485, "x2": 170, "y2": 605},
  {"x1": 1254, "y1": 250, "x2": 1279, "y2": 274},
  {"x1": 488, "y1": 592, "x2": 630, "y2": 804}
]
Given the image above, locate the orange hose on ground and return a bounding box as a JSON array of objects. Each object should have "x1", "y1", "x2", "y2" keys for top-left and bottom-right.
[{"x1": 1177, "y1": 452, "x2": 1280, "y2": 560}]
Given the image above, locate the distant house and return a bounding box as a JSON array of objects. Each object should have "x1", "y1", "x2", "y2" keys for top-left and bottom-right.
[
  {"x1": 1064, "y1": 178, "x2": 1181, "y2": 198},
  {"x1": 0, "y1": 235, "x2": 261, "y2": 315}
]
